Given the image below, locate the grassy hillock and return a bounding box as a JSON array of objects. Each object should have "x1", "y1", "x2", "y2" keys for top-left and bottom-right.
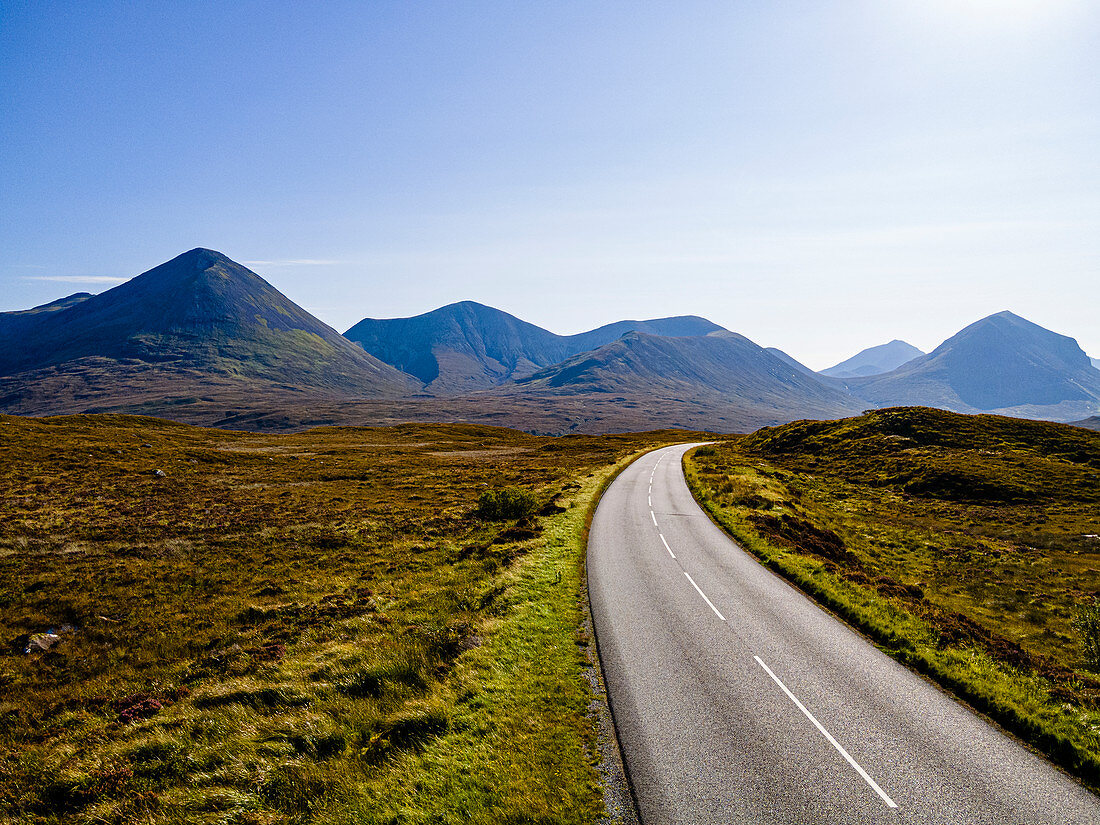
[
  {"x1": 686, "y1": 407, "x2": 1100, "y2": 787},
  {"x1": 0, "y1": 414, "x2": 680, "y2": 824}
]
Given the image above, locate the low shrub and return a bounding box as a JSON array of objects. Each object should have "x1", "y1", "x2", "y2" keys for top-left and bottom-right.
[
  {"x1": 474, "y1": 487, "x2": 539, "y2": 521},
  {"x1": 1074, "y1": 599, "x2": 1100, "y2": 671}
]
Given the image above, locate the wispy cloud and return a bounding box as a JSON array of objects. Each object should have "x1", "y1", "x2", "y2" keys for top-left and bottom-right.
[
  {"x1": 25, "y1": 275, "x2": 129, "y2": 284},
  {"x1": 241, "y1": 259, "x2": 345, "y2": 267}
]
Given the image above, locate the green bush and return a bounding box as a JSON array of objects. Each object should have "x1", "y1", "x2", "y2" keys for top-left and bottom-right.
[
  {"x1": 474, "y1": 486, "x2": 539, "y2": 521},
  {"x1": 1073, "y1": 599, "x2": 1100, "y2": 670}
]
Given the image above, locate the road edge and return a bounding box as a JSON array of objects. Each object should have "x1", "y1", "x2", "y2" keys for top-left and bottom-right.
[{"x1": 580, "y1": 447, "x2": 663, "y2": 825}]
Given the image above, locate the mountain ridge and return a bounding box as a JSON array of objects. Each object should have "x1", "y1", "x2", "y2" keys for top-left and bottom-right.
[
  {"x1": 509, "y1": 330, "x2": 864, "y2": 421},
  {"x1": 344, "y1": 300, "x2": 725, "y2": 394}
]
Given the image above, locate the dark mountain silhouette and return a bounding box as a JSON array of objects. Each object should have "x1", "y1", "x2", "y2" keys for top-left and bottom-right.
[
  {"x1": 820, "y1": 339, "x2": 924, "y2": 378},
  {"x1": 0, "y1": 249, "x2": 418, "y2": 410},
  {"x1": 845, "y1": 312, "x2": 1100, "y2": 421},
  {"x1": 765, "y1": 347, "x2": 818, "y2": 377},
  {"x1": 344, "y1": 301, "x2": 724, "y2": 394},
  {"x1": 2, "y1": 292, "x2": 93, "y2": 316},
  {"x1": 509, "y1": 331, "x2": 863, "y2": 423}
]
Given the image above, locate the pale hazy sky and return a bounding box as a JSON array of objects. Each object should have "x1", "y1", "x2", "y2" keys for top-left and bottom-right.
[{"x1": 2, "y1": 1, "x2": 1097, "y2": 369}]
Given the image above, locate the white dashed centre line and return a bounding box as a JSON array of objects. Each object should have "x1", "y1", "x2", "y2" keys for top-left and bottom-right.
[
  {"x1": 754, "y1": 656, "x2": 898, "y2": 809},
  {"x1": 683, "y1": 572, "x2": 726, "y2": 621},
  {"x1": 651, "y1": 510, "x2": 658, "y2": 526},
  {"x1": 659, "y1": 533, "x2": 675, "y2": 559}
]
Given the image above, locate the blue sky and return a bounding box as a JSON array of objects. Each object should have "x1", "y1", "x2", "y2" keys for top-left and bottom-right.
[{"x1": 1, "y1": 0, "x2": 1097, "y2": 368}]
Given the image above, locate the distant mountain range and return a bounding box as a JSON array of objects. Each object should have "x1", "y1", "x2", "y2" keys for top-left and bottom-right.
[
  {"x1": 1, "y1": 249, "x2": 1098, "y2": 432},
  {"x1": 820, "y1": 339, "x2": 924, "y2": 378},
  {"x1": 344, "y1": 301, "x2": 722, "y2": 394}
]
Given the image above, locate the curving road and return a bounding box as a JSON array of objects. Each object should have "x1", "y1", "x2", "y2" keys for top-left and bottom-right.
[{"x1": 588, "y1": 443, "x2": 1100, "y2": 825}]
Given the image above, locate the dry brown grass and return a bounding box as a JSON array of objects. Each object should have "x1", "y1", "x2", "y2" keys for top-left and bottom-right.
[{"x1": 0, "y1": 413, "x2": 686, "y2": 823}]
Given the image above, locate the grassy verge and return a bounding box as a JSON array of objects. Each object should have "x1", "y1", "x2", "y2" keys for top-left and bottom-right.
[
  {"x1": 0, "y1": 414, "x2": 685, "y2": 823},
  {"x1": 683, "y1": 409, "x2": 1100, "y2": 790},
  {"x1": 340, "y1": 452, "x2": 652, "y2": 824}
]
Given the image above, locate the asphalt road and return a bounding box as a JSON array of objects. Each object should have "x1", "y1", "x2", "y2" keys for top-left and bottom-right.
[{"x1": 588, "y1": 443, "x2": 1100, "y2": 825}]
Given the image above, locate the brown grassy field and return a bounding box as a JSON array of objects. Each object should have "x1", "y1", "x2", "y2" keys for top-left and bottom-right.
[
  {"x1": 685, "y1": 407, "x2": 1100, "y2": 786},
  {"x1": 0, "y1": 414, "x2": 686, "y2": 824}
]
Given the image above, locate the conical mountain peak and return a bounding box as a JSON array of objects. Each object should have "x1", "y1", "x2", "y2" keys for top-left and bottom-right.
[
  {"x1": 821, "y1": 339, "x2": 924, "y2": 379},
  {"x1": 0, "y1": 248, "x2": 418, "y2": 400}
]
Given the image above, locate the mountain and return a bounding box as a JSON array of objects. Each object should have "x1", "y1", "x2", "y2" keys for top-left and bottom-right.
[
  {"x1": 765, "y1": 347, "x2": 818, "y2": 377},
  {"x1": 1093, "y1": 357, "x2": 1100, "y2": 370},
  {"x1": 344, "y1": 301, "x2": 724, "y2": 394},
  {"x1": 820, "y1": 339, "x2": 924, "y2": 378},
  {"x1": 845, "y1": 311, "x2": 1100, "y2": 421},
  {"x1": 0, "y1": 249, "x2": 418, "y2": 413},
  {"x1": 1072, "y1": 416, "x2": 1100, "y2": 432},
  {"x1": 509, "y1": 331, "x2": 863, "y2": 424}
]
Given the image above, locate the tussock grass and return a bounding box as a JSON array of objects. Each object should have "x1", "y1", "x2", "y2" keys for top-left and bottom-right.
[
  {"x1": 0, "y1": 413, "x2": 683, "y2": 823},
  {"x1": 685, "y1": 408, "x2": 1100, "y2": 789}
]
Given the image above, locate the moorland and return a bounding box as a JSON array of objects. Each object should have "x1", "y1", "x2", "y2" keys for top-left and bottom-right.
[{"x1": 0, "y1": 414, "x2": 691, "y2": 824}]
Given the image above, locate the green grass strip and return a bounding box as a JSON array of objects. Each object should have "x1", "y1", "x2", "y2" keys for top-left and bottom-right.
[{"x1": 346, "y1": 451, "x2": 653, "y2": 824}]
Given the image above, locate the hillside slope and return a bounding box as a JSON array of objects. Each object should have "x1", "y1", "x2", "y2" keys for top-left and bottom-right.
[{"x1": 765, "y1": 347, "x2": 818, "y2": 377}]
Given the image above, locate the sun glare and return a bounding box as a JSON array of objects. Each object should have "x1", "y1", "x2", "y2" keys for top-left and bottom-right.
[{"x1": 915, "y1": 0, "x2": 1083, "y2": 30}]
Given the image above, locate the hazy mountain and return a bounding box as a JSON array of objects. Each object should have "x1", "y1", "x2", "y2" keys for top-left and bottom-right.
[
  {"x1": 846, "y1": 311, "x2": 1100, "y2": 421},
  {"x1": 820, "y1": 340, "x2": 925, "y2": 378},
  {"x1": 0, "y1": 249, "x2": 418, "y2": 412},
  {"x1": 1072, "y1": 416, "x2": 1100, "y2": 432},
  {"x1": 1093, "y1": 357, "x2": 1100, "y2": 370},
  {"x1": 510, "y1": 331, "x2": 863, "y2": 422},
  {"x1": 344, "y1": 301, "x2": 724, "y2": 394},
  {"x1": 765, "y1": 347, "x2": 818, "y2": 377}
]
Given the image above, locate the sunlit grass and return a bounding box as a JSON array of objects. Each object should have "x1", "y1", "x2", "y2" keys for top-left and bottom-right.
[{"x1": 0, "y1": 413, "x2": 680, "y2": 823}]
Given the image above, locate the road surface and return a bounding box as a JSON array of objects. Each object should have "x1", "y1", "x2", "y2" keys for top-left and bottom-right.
[{"x1": 588, "y1": 443, "x2": 1100, "y2": 824}]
